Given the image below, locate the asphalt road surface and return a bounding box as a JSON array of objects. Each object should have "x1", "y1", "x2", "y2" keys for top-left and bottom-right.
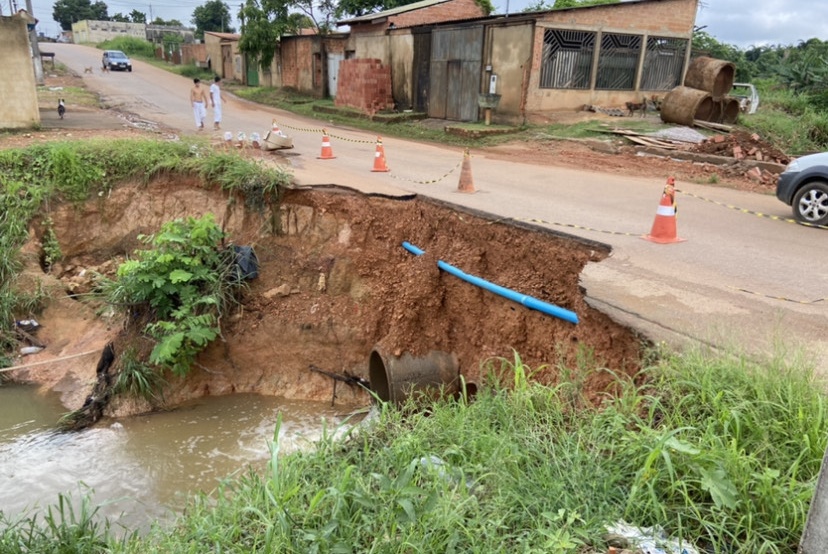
[{"x1": 47, "y1": 44, "x2": 828, "y2": 373}]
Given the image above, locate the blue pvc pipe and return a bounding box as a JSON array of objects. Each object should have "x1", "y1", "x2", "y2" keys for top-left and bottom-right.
[{"x1": 401, "y1": 241, "x2": 579, "y2": 324}]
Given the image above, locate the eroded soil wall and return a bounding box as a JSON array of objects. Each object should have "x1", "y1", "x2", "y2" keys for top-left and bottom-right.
[{"x1": 17, "y1": 176, "x2": 645, "y2": 413}]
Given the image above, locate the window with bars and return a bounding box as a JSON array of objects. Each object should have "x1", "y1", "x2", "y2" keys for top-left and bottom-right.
[
  {"x1": 595, "y1": 33, "x2": 642, "y2": 90},
  {"x1": 539, "y1": 29, "x2": 595, "y2": 89},
  {"x1": 641, "y1": 37, "x2": 688, "y2": 90}
]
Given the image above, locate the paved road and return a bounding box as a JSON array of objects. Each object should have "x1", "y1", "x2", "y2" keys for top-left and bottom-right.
[{"x1": 48, "y1": 44, "x2": 828, "y2": 372}]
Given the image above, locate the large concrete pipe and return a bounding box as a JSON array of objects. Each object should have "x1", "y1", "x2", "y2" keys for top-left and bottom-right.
[
  {"x1": 721, "y1": 97, "x2": 741, "y2": 124},
  {"x1": 368, "y1": 346, "x2": 459, "y2": 404},
  {"x1": 684, "y1": 56, "x2": 735, "y2": 99},
  {"x1": 661, "y1": 86, "x2": 715, "y2": 126}
]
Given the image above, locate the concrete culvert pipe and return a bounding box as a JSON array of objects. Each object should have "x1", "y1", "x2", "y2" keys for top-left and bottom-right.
[
  {"x1": 721, "y1": 97, "x2": 741, "y2": 124},
  {"x1": 368, "y1": 347, "x2": 459, "y2": 404},
  {"x1": 684, "y1": 56, "x2": 735, "y2": 99},
  {"x1": 661, "y1": 86, "x2": 715, "y2": 126}
]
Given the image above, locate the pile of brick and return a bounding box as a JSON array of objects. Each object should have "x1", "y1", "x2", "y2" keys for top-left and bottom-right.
[
  {"x1": 689, "y1": 130, "x2": 790, "y2": 185},
  {"x1": 690, "y1": 130, "x2": 790, "y2": 164}
]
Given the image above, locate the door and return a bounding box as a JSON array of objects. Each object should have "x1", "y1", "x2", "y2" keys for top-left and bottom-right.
[
  {"x1": 327, "y1": 53, "x2": 344, "y2": 98},
  {"x1": 428, "y1": 26, "x2": 484, "y2": 121},
  {"x1": 413, "y1": 30, "x2": 432, "y2": 113},
  {"x1": 246, "y1": 55, "x2": 259, "y2": 86},
  {"x1": 221, "y1": 44, "x2": 233, "y2": 79}
]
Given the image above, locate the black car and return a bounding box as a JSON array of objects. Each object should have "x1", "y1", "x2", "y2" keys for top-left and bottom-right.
[
  {"x1": 776, "y1": 152, "x2": 828, "y2": 226},
  {"x1": 102, "y1": 50, "x2": 132, "y2": 72}
]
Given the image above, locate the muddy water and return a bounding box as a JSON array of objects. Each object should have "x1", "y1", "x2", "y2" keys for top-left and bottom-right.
[{"x1": 0, "y1": 385, "x2": 357, "y2": 530}]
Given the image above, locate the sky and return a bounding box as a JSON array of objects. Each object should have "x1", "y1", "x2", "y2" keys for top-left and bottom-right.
[{"x1": 16, "y1": 0, "x2": 828, "y2": 49}]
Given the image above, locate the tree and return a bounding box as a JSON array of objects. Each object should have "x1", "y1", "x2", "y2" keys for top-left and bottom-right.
[
  {"x1": 52, "y1": 0, "x2": 109, "y2": 30},
  {"x1": 129, "y1": 9, "x2": 147, "y2": 23},
  {"x1": 152, "y1": 17, "x2": 185, "y2": 26},
  {"x1": 192, "y1": 0, "x2": 236, "y2": 38},
  {"x1": 111, "y1": 12, "x2": 129, "y2": 22}
]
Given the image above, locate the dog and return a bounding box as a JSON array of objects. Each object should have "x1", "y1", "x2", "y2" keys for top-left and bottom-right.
[
  {"x1": 57, "y1": 99, "x2": 65, "y2": 119},
  {"x1": 83, "y1": 66, "x2": 93, "y2": 74},
  {"x1": 625, "y1": 98, "x2": 648, "y2": 117}
]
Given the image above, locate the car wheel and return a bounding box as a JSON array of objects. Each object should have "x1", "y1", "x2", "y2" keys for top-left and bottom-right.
[
  {"x1": 792, "y1": 181, "x2": 828, "y2": 226},
  {"x1": 128, "y1": 67, "x2": 132, "y2": 72}
]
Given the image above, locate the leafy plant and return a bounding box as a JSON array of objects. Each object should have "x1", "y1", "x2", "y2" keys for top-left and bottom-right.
[
  {"x1": 105, "y1": 214, "x2": 240, "y2": 377},
  {"x1": 41, "y1": 217, "x2": 62, "y2": 271}
]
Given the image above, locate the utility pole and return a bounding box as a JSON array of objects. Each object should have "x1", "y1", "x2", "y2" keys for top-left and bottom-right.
[
  {"x1": 149, "y1": 4, "x2": 153, "y2": 23},
  {"x1": 25, "y1": 0, "x2": 44, "y2": 85}
]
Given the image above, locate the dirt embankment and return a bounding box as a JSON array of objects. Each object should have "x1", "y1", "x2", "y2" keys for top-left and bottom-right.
[{"x1": 11, "y1": 174, "x2": 644, "y2": 416}]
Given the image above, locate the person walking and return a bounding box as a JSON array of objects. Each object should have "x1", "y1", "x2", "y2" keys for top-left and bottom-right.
[
  {"x1": 190, "y1": 78, "x2": 209, "y2": 130},
  {"x1": 210, "y1": 76, "x2": 224, "y2": 130}
]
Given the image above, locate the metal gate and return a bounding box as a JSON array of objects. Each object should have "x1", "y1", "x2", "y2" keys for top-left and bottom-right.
[
  {"x1": 246, "y1": 55, "x2": 259, "y2": 86},
  {"x1": 429, "y1": 25, "x2": 483, "y2": 121},
  {"x1": 327, "y1": 53, "x2": 344, "y2": 98}
]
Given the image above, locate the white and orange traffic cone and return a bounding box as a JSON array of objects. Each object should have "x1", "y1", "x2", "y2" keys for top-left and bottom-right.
[
  {"x1": 643, "y1": 177, "x2": 685, "y2": 244},
  {"x1": 318, "y1": 129, "x2": 336, "y2": 159},
  {"x1": 457, "y1": 148, "x2": 475, "y2": 193},
  {"x1": 371, "y1": 136, "x2": 390, "y2": 172},
  {"x1": 271, "y1": 119, "x2": 283, "y2": 135}
]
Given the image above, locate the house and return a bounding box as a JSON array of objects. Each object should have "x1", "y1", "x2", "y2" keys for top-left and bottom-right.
[
  {"x1": 204, "y1": 32, "x2": 244, "y2": 82},
  {"x1": 332, "y1": 0, "x2": 697, "y2": 123},
  {"x1": 71, "y1": 20, "x2": 145, "y2": 43},
  {"x1": 0, "y1": 12, "x2": 40, "y2": 129},
  {"x1": 278, "y1": 33, "x2": 349, "y2": 96},
  {"x1": 331, "y1": 0, "x2": 488, "y2": 111}
]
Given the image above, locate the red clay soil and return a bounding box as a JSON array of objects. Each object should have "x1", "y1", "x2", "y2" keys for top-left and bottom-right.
[
  {"x1": 4, "y1": 71, "x2": 773, "y2": 416},
  {"x1": 11, "y1": 173, "x2": 644, "y2": 416}
]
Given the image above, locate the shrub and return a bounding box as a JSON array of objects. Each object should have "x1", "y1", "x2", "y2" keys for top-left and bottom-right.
[{"x1": 104, "y1": 214, "x2": 241, "y2": 377}]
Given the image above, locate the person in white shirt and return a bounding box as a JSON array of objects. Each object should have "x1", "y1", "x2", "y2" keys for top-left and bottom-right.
[{"x1": 210, "y1": 76, "x2": 224, "y2": 130}]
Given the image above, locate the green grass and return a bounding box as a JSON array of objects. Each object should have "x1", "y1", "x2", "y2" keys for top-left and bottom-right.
[
  {"x1": 1, "y1": 346, "x2": 823, "y2": 553},
  {"x1": 739, "y1": 81, "x2": 828, "y2": 155}
]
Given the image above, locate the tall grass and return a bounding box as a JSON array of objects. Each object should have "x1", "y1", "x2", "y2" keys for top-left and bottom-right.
[
  {"x1": 4, "y1": 346, "x2": 819, "y2": 553},
  {"x1": 96, "y1": 37, "x2": 155, "y2": 58},
  {"x1": 741, "y1": 80, "x2": 828, "y2": 155}
]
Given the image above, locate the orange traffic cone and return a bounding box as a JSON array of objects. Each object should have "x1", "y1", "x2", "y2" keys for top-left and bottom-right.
[
  {"x1": 643, "y1": 177, "x2": 685, "y2": 244},
  {"x1": 371, "y1": 136, "x2": 390, "y2": 172},
  {"x1": 271, "y1": 119, "x2": 281, "y2": 134},
  {"x1": 457, "y1": 148, "x2": 476, "y2": 193},
  {"x1": 318, "y1": 129, "x2": 336, "y2": 159}
]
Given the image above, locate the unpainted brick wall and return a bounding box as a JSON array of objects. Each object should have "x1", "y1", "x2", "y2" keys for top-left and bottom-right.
[
  {"x1": 537, "y1": 0, "x2": 697, "y2": 35},
  {"x1": 335, "y1": 59, "x2": 394, "y2": 113},
  {"x1": 348, "y1": 0, "x2": 486, "y2": 34}
]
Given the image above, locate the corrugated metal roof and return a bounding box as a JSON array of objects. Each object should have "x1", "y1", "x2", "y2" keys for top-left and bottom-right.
[{"x1": 337, "y1": 0, "x2": 453, "y2": 25}]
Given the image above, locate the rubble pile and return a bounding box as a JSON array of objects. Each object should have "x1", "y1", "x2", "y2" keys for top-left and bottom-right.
[
  {"x1": 690, "y1": 130, "x2": 790, "y2": 185},
  {"x1": 691, "y1": 130, "x2": 790, "y2": 164}
]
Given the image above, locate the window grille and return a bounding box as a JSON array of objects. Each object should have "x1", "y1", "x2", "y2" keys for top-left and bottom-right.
[
  {"x1": 540, "y1": 29, "x2": 595, "y2": 89},
  {"x1": 641, "y1": 37, "x2": 688, "y2": 90},
  {"x1": 595, "y1": 33, "x2": 641, "y2": 90}
]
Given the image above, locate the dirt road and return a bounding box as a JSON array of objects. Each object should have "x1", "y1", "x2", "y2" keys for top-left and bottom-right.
[{"x1": 41, "y1": 43, "x2": 828, "y2": 372}]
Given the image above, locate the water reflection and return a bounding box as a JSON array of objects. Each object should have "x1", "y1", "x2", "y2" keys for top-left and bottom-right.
[{"x1": 0, "y1": 385, "x2": 358, "y2": 530}]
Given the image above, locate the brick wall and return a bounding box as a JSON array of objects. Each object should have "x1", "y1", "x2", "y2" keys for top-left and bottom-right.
[
  {"x1": 335, "y1": 59, "x2": 394, "y2": 113},
  {"x1": 349, "y1": 0, "x2": 486, "y2": 34},
  {"x1": 537, "y1": 0, "x2": 697, "y2": 35},
  {"x1": 0, "y1": 15, "x2": 39, "y2": 128},
  {"x1": 281, "y1": 39, "x2": 300, "y2": 89},
  {"x1": 392, "y1": 0, "x2": 486, "y2": 28}
]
